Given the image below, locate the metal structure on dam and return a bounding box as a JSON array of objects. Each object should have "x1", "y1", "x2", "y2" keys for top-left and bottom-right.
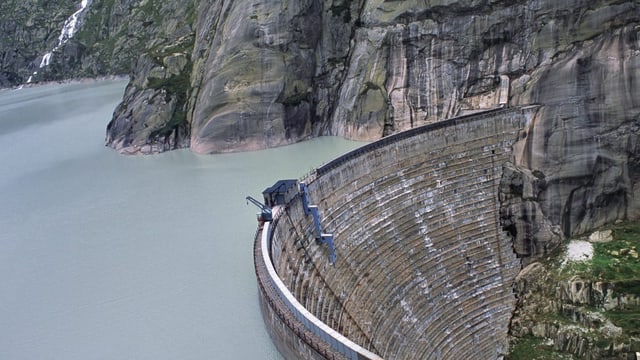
[{"x1": 252, "y1": 106, "x2": 540, "y2": 359}]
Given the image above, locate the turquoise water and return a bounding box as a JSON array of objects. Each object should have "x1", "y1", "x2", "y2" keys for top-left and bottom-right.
[{"x1": 0, "y1": 80, "x2": 364, "y2": 359}]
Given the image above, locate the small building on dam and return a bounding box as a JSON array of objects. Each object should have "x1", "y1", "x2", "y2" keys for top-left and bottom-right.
[{"x1": 252, "y1": 106, "x2": 540, "y2": 359}]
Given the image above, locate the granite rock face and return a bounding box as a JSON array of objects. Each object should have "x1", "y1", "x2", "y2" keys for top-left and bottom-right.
[
  {"x1": 4, "y1": 0, "x2": 640, "y2": 253},
  {"x1": 89, "y1": 0, "x2": 196, "y2": 154},
  {"x1": 2, "y1": 0, "x2": 196, "y2": 153},
  {"x1": 188, "y1": 0, "x2": 324, "y2": 152},
  {"x1": 4, "y1": 1, "x2": 640, "y2": 356},
  {"x1": 501, "y1": 19, "x2": 640, "y2": 260},
  {"x1": 177, "y1": 0, "x2": 640, "y2": 258},
  {"x1": 1, "y1": 0, "x2": 191, "y2": 85},
  {"x1": 0, "y1": 1, "x2": 75, "y2": 86},
  {"x1": 109, "y1": 0, "x2": 640, "y2": 169},
  {"x1": 511, "y1": 261, "x2": 639, "y2": 359}
]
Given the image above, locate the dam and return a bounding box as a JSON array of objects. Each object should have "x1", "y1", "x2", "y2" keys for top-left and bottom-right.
[{"x1": 253, "y1": 106, "x2": 539, "y2": 359}]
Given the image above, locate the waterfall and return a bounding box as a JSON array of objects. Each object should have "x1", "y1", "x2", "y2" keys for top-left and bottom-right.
[{"x1": 24, "y1": 0, "x2": 92, "y2": 85}]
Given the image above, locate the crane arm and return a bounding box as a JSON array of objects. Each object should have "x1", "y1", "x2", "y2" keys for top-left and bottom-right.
[
  {"x1": 245, "y1": 196, "x2": 271, "y2": 213},
  {"x1": 245, "y1": 196, "x2": 273, "y2": 223}
]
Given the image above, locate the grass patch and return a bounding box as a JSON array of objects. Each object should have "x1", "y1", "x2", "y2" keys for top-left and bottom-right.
[
  {"x1": 604, "y1": 309, "x2": 640, "y2": 337},
  {"x1": 562, "y1": 222, "x2": 640, "y2": 285},
  {"x1": 510, "y1": 221, "x2": 640, "y2": 359},
  {"x1": 539, "y1": 311, "x2": 576, "y2": 325},
  {"x1": 613, "y1": 222, "x2": 640, "y2": 243},
  {"x1": 147, "y1": 71, "x2": 190, "y2": 101},
  {"x1": 508, "y1": 335, "x2": 576, "y2": 360}
]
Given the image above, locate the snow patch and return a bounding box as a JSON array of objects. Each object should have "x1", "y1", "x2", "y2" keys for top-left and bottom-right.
[{"x1": 564, "y1": 240, "x2": 594, "y2": 263}]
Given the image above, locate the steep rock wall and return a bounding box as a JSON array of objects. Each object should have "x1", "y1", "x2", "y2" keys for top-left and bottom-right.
[
  {"x1": 101, "y1": 1, "x2": 640, "y2": 160},
  {"x1": 0, "y1": 1, "x2": 75, "y2": 86},
  {"x1": 501, "y1": 22, "x2": 640, "y2": 261},
  {"x1": 1, "y1": 0, "x2": 194, "y2": 85},
  {"x1": 188, "y1": 0, "x2": 323, "y2": 153},
  {"x1": 180, "y1": 0, "x2": 640, "y2": 152},
  {"x1": 106, "y1": 0, "x2": 640, "y2": 261},
  {"x1": 3, "y1": 0, "x2": 639, "y2": 260},
  {"x1": 92, "y1": 0, "x2": 196, "y2": 153},
  {"x1": 2, "y1": 0, "x2": 196, "y2": 152}
]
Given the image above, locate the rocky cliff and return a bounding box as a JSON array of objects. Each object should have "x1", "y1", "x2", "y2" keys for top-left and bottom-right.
[
  {"x1": 1, "y1": 0, "x2": 194, "y2": 87},
  {"x1": 4, "y1": 0, "x2": 640, "y2": 357},
  {"x1": 0, "y1": 0, "x2": 76, "y2": 86},
  {"x1": 104, "y1": 0, "x2": 640, "y2": 257},
  {"x1": 509, "y1": 227, "x2": 640, "y2": 359},
  {"x1": 1, "y1": 0, "x2": 196, "y2": 149},
  {"x1": 4, "y1": 1, "x2": 639, "y2": 156}
]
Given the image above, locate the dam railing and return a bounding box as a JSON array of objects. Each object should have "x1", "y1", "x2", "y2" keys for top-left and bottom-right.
[{"x1": 254, "y1": 211, "x2": 382, "y2": 360}]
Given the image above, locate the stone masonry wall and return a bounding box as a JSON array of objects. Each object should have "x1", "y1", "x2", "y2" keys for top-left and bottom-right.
[{"x1": 265, "y1": 107, "x2": 539, "y2": 359}]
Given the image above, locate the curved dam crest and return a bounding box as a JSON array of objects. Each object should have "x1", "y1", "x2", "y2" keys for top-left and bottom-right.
[{"x1": 254, "y1": 106, "x2": 540, "y2": 359}]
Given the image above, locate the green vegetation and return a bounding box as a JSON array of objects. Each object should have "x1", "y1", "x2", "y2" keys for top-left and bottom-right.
[
  {"x1": 605, "y1": 309, "x2": 640, "y2": 337},
  {"x1": 72, "y1": 0, "x2": 197, "y2": 77},
  {"x1": 508, "y1": 221, "x2": 640, "y2": 358},
  {"x1": 146, "y1": 32, "x2": 194, "y2": 139},
  {"x1": 147, "y1": 72, "x2": 190, "y2": 100},
  {"x1": 147, "y1": 66, "x2": 192, "y2": 137},
  {"x1": 558, "y1": 221, "x2": 640, "y2": 333},
  {"x1": 139, "y1": 0, "x2": 195, "y2": 139},
  {"x1": 508, "y1": 335, "x2": 576, "y2": 360},
  {"x1": 0, "y1": 0, "x2": 77, "y2": 81},
  {"x1": 562, "y1": 222, "x2": 640, "y2": 286},
  {"x1": 73, "y1": 1, "x2": 116, "y2": 52}
]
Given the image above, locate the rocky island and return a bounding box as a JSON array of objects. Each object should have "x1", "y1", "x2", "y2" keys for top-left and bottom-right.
[{"x1": 2, "y1": 0, "x2": 639, "y2": 358}]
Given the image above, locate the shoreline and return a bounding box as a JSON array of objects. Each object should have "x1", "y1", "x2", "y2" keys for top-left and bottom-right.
[{"x1": 1, "y1": 75, "x2": 129, "y2": 92}]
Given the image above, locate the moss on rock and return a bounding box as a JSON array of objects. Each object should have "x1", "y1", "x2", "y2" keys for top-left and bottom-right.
[{"x1": 509, "y1": 221, "x2": 640, "y2": 359}]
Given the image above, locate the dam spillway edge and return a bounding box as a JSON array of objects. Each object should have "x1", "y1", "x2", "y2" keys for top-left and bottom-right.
[{"x1": 253, "y1": 106, "x2": 540, "y2": 359}]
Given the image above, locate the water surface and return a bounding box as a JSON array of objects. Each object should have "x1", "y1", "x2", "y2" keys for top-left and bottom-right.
[{"x1": 0, "y1": 80, "x2": 364, "y2": 359}]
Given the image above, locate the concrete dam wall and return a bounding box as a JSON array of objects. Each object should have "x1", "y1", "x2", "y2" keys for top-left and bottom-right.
[{"x1": 254, "y1": 107, "x2": 539, "y2": 359}]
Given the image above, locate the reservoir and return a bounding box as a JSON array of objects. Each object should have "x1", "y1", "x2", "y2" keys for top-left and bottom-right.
[{"x1": 0, "y1": 80, "x2": 363, "y2": 359}]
